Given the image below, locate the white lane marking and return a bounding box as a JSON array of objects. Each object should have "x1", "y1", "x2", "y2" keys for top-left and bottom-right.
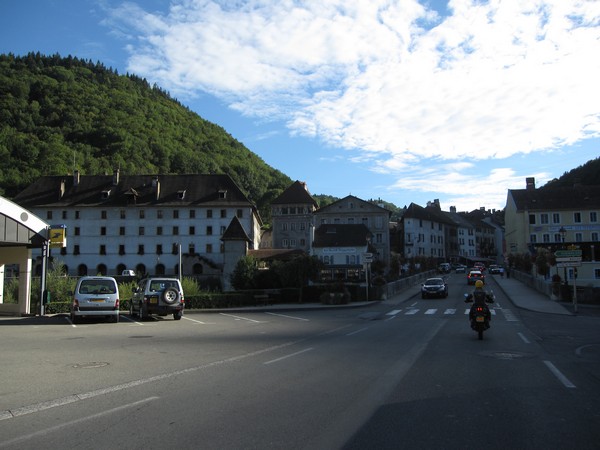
[
  {"x1": 183, "y1": 316, "x2": 209, "y2": 324},
  {"x1": 1, "y1": 337, "x2": 310, "y2": 421},
  {"x1": 346, "y1": 327, "x2": 369, "y2": 336},
  {"x1": 517, "y1": 332, "x2": 530, "y2": 344},
  {"x1": 405, "y1": 309, "x2": 419, "y2": 315},
  {"x1": 387, "y1": 309, "x2": 402, "y2": 316},
  {"x1": 444, "y1": 309, "x2": 456, "y2": 315},
  {"x1": 410, "y1": 302, "x2": 418, "y2": 307},
  {"x1": 424, "y1": 309, "x2": 437, "y2": 315},
  {"x1": 265, "y1": 312, "x2": 309, "y2": 321},
  {"x1": 0, "y1": 397, "x2": 159, "y2": 447},
  {"x1": 264, "y1": 348, "x2": 314, "y2": 365},
  {"x1": 464, "y1": 309, "x2": 471, "y2": 315},
  {"x1": 491, "y1": 309, "x2": 496, "y2": 316},
  {"x1": 543, "y1": 360, "x2": 576, "y2": 388},
  {"x1": 65, "y1": 317, "x2": 77, "y2": 327},
  {"x1": 219, "y1": 313, "x2": 263, "y2": 323}
]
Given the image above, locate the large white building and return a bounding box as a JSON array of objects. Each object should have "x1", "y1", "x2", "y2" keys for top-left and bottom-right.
[{"x1": 12, "y1": 170, "x2": 262, "y2": 284}]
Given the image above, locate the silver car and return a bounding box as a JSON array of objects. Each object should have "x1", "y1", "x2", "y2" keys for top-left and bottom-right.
[{"x1": 71, "y1": 276, "x2": 120, "y2": 323}]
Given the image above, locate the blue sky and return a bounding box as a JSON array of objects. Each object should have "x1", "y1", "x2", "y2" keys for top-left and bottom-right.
[{"x1": 1, "y1": 0, "x2": 599, "y2": 212}]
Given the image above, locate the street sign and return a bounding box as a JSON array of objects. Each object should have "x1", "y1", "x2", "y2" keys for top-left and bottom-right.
[
  {"x1": 555, "y1": 257, "x2": 582, "y2": 262},
  {"x1": 363, "y1": 252, "x2": 373, "y2": 263},
  {"x1": 555, "y1": 249, "x2": 582, "y2": 258},
  {"x1": 556, "y1": 262, "x2": 581, "y2": 268}
]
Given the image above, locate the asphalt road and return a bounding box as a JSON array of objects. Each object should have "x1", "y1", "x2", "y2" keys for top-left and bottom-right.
[{"x1": 0, "y1": 275, "x2": 598, "y2": 449}]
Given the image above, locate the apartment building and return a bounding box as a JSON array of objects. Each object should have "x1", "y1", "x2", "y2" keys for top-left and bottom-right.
[{"x1": 12, "y1": 170, "x2": 262, "y2": 283}]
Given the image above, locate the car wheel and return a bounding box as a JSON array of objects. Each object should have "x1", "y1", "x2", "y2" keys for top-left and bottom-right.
[
  {"x1": 129, "y1": 301, "x2": 135, "y2": 317},
  {"x1": 70, "y1": 313, "x2": 78, "y2": 324},
  {"x1": 173, "y1": 311, "x2": 182, "y2": 320},
  {"x1": 162, "y1": 287, "x2": 180, "y2": 305},
  {"x1": 140, "y1": 305, "x2": 148, "y2": 321}
]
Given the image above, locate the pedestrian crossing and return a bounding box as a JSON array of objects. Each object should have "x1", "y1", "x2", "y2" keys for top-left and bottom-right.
[{"x1": 385, "y1": 307, "x2": 519, "y2": 322}]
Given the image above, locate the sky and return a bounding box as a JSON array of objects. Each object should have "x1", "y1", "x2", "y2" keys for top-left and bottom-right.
[{"x1": 1, "y1": 0, "x2": 599, "y2": 213}]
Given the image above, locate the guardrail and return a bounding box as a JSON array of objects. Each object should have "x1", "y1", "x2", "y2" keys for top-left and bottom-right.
[{"x1": 384, "y1": 270, "x2": 436, "y2": 299}]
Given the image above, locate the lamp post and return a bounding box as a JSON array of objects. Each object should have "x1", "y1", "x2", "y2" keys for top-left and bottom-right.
[{"x1": 559, "y1": 227, "x2": 567, "y2": 287}]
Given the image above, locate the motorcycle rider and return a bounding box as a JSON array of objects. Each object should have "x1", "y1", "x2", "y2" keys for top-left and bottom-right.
[{"x1": 465, "y1": 280, "x2": 494, "y2": 329}]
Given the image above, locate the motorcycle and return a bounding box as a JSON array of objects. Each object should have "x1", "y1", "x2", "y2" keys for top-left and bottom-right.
[{"x1": 464, "y1": 292, "x2": 495, "y2": 340}]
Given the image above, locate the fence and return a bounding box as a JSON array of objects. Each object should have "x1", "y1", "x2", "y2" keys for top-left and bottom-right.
[{"x1": 384, "y1": 270, "x2": 436, "y2": 299}]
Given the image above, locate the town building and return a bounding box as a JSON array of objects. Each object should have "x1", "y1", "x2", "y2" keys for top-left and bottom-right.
[
  {"x1": 12, "y1": 170, "x2": 262, "y2": 287},
  {"x1": 270, "y1": 181, "x2": 318, "y2": 253},
  {"x1": 505, "y1": 177, "x2": 600, "y2": 285},
  {"x1": 313, "y1": 195, "x2": 391, "y2": 267}
]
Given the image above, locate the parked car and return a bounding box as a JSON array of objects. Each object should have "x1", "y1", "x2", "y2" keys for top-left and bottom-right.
[
  {"x1": 130, "y1": 278, "x2": 185, "y2": 320},
  {"x1": 70, "y1": 276, "x2": 120, "y2": 323},
  {"x1": 455, "y1": 265, "x2": 467, "y2": 273},
  {"x1": 421, "y1": 277, "x2": 449, "y2": 299},
  {"x1": 467, "y1": 270, "x2": 485, "y2": 285},
  {"x1": 473, "y1": 262, "x2": 486, "y2": 272},
  {"x1": 437, "y1": 263, "x2": 451, "y2": 274},
  {"x1": 488, "y1": 265, "x2": 501, "y2": 274}
]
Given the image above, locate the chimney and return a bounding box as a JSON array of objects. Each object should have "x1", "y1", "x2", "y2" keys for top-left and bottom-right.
[
  {"x1": 59, "y1": 178, "x2": 66, "y2": 199},
  {"x1": 450, "y1": 206, "x2": 456, "y2": 213},
  {"x1": 526, "y1": 177, "x2": 535, "y2": 191},
  {"x1": 152, "y1": 177, "x2": 160, "y2": 200},
  {"x1": 73, "y1": 170, "x2": 80, "y2": 186},
  {"x1": 113, "y1": 168, "x2": 120, "y2": 186}
]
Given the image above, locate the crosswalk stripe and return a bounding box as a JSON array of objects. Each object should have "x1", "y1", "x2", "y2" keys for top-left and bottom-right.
[
  {"x1": 387, "y1": 309, "x2": 402, "y2": 316},
  {"x1": 405, "y1": 309, "x2": 419, "y2": 315},
  {"x1": 425, "y1": 309, "x2": 437, "y2": 315},
  {"x1": 444, "y1": 309, "x2": 456, "y2": 315}
]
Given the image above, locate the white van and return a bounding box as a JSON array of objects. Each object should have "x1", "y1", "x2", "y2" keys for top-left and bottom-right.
[{"x1": 70, "y1": 276, "x2": 120, "y2": 323}]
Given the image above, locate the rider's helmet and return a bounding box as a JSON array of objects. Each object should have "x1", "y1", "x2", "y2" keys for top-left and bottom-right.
[{"x1": 475, "y1": 280, "x2": 484, "y2": 288}]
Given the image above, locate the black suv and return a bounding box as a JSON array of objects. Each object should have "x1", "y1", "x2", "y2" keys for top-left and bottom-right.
[{"x1": 130, "y1": 278, "x2": 184, "y2": 320}]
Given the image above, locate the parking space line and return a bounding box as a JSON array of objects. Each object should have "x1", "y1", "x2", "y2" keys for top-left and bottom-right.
[
  {"x1": 265, "y1": 312, "x2": 310, "y2": 321},
  {"x1": 264, "y1": 348, "x2": 314, "y2": 365},
  {"x1": 219, "y1": 313, "x2": 263, "y2": 323}
]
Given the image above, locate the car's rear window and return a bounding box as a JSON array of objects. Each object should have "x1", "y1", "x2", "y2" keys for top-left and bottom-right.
[
  {"x1": 148, "y1": 280, "x2": 179, "y2": 292},
  {"x1": 79, "y1": 279, "x2": 117, "y2": 294}
]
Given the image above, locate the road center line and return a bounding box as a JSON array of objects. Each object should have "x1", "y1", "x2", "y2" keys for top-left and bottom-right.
[
  {"x1": 264, "y1": 348, "x2": 314, "y2": 365},
  {"x1": 543, "y1": 360, "x2": 576, "y2": 388},
  {"x1": 517, "y1": 332, "x2": 530, "y2": 344},
  {"x1": 346, "y1": 327, "x2": 369, "y2": 336}
]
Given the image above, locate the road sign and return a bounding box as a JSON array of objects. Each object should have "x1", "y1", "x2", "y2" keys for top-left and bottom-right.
[
  {"x1": 556, "y1": 262, "x2": 581, "y2": 268},
  {"x1": 363, "y1": 253, "x2": 373, "y2": 263},
  {"x1": 556, "y1": 257, "x2": 582, "y2": 262},
  {"x1": 555, "y1": 249, "x2": 582, "y2": 258}
]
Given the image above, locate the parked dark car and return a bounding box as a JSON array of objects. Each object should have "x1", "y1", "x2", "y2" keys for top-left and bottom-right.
[
  {"x1": 421, "y1": 278, "x2": 449, "y2": 299},
  {"x1": 130, "y1": 278, "x2": 185, "y2": 320}
]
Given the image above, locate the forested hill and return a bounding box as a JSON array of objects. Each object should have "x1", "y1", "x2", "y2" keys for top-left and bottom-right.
[{"x1": 0, "y1": 52, "x2": 292, "y2": 220}]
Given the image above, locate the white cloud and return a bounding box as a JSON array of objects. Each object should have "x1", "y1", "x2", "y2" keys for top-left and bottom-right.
[{"x1": 112, "y1": 0, "x2": 600, "y2": 202}]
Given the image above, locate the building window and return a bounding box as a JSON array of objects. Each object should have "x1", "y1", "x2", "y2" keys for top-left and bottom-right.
[
  {"x1": 553, "y1": 213, "x2": 560, "y2": 224},
  {"x1": 74, "y1": 227, "x2": 80, "y2": 236},
  {"x1": 543, "y1": 234, "x2": 550, "y2": 243},
  {"x1": 139, "y1": 227, "x2": 144, "y2": 236},
  {"x1": 119, "y1": 245, "x2": 125, "y2": 255},
  {"x1": 591, "y1": 232, "x2": 598, "y2": 242},
  {"x1": 282, "y1": 239, "x2": 289, "y2": 247},
  {"x1": 100, "y1": 245, "x2": 106, "y2": 255},
  {"x1": 237, "y1": 209, "x2": 243, "y2": 218},
  {"x1": 62, "y1": 211, "x2": 67, "y2": 219},
  {"x1": 540, "y1": 214, "x2": 549, "y2": 224},
  {"x1": 173, "y1": 226, "x2": 179, "y2": 235},
  {"x1": 188, "y1": 244, "x2": 195, "y2": 255},
  {"x1": 207, "y1": 209, "x2": 213, "y2": 218},
  {"x1": 591, "y1": 212, "x2": 598, "y2": 223},
  {"x1": 554, "y1": 233, "x2": 562, "y2": 242},
  {"x1": 300, "y1": 223, "x2": 306, "y2": 231},
  {"x1": 139, "y1": 210, "x2": 145, "y2": 219},
  {"x1": 530, "y1": 234, "x2": 537, "y2": 243},
  {"x1": 101, "y1": 210, "x2": 107, "y2": 219},
  {"x1": 595, "y1": 269, "x2": 600, "y2": 279},
  {"x1": 173, "y1": 210, "x2": 179, "y2": 219},
  {"x1": 300, "y1": 239, "x2": 305, "y2": 246},
  {"x1": 207, "y1": 226, "x2": 213, "y2": 235},
  {"x1": 120, "y1": 210, "x2": 126, "y2": 219},
  {"x1": 189, "y1": 226, "x2": 195, "y2": 235},
  {"x1": 120, "y1": 226, "x2": 125, "y2": 236},
  {"x1": 220, "y1": 243, "x2": 225, "y2": 253},
  {"x1": 100, "y1": 226, "x2": 106, "y2": 236},
  {"x1": 574, "y1": 212, "x2": 582, "y2": 223},
  {"x1": 282, "y1": 207, "x2": 288, "y2": 214},
  {"x1": 221, "y1": 209, "x2": 227, "y2": 218},
  {"x1": 575, "y1": 233, "x2": 583, "y2": 242},
  {"x1": 190, "y1": 209, "x2": 196, "y2": 219},
  {"x1": 206, "y1": 244, "x2": 213, "y2": 253},
  {"x1": 74, "y1": 245, "x2": 80, "y2": 255},
  {"x1": 220, "y1": 226, "x2": 226, "y2": 235},
  {"x1": 157, "y1": 226, "x2": 163, "y2": 235},
  {"x1": 46, "y1": 211, "x2": 53, "y2": 220},
  {"x1": 75, "y1": 210, "x2": 80, "y2": 219},
  {"x1": 528, "y1": 214, "x2": 535, "y2": 225},
  {"x1": 282, "y1": 223, "x2": 288, "y2": 231},
  {"x1": 138, "y1": 245, "x2": 144, "y2": 255},
  {"x1": 172, "y1": 243, "x2": 178, "y2": 254},
  {"x1": 156, "y1": 244, "x2": 163, "y2": 255},
  {"x1": 291, "y1": 223, "x2": 296, "y2": 231},
  {"x1": 60, "y1": 247, "x2": 67, "y2": 255},
  {"x1": 157, "y1": 210, "x2": 163, "y2": 219}
]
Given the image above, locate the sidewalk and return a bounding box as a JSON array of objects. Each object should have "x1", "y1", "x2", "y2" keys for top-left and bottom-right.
[{"x1": 490, "y1": 275, "x2": 572, "y2": 315}]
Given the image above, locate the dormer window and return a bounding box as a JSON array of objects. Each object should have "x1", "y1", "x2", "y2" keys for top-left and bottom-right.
[
  {"x1": 101, "y1": 189, "x2": 111, "y2": 199},
  {"x1": 218, "y1": 190, "x2": 227, "y2": 199},
  {"x1": 177, "y1": 190, "x2": 186, "y2": 200}
]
